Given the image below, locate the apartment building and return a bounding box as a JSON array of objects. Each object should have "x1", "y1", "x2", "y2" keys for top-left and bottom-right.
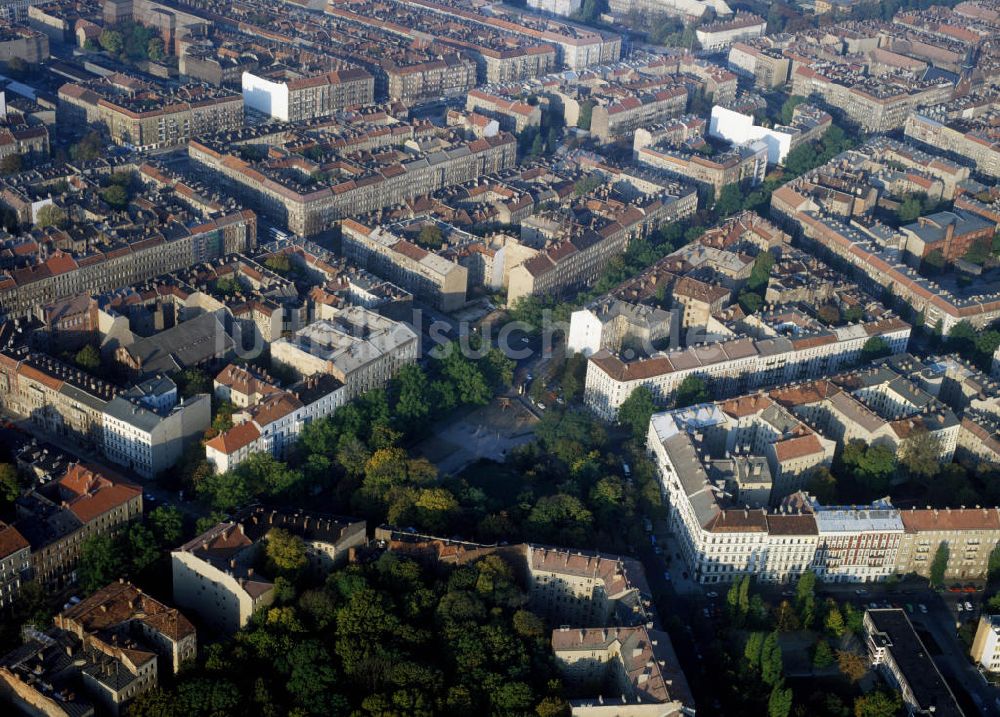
[
  {"x1": 54, "y1": 581, "x2": 197, "y2": 675},
  {"x1": 204, "y1": 375, "x2": 347, "y2": 473},
  {"x1": 865, "y1": 609, "x2": 963, "y2": 717},
  {"x1": 15, "y1": 463, "x2": 142, "y2": 590},
  {"x1": 772, "y1": 182, "x2": 1000, "y2": 332},
  {"x1": 507, "y1": 178, "x2": 698, "y2": 303},
  {"x1": 584, "y1": 316, "x2": 910, "y2": 420},
  {"x1": 895, "y1": 507, "x2": 1000, "y2": 581},
  {"x1": 905, "y1": 113, "x2": 1000, "y2": 179},
  {"x1": 552, "y1": 626, "x2": 693, "y2": 716},
  {"x1": 172, "y1": 507, "x2": 365, "y2": 633},
  {"x1": 270, "y1": 306, "x2": 418, "y2": 396},
  {"x1": 465, "y1": 88, "x2": 541, "y2": 133},
  {"x1": 727, "y1": 42, "x2": 791, "y2": 89},
  {"x1": 589, "y1": 86, "x2": 688, "y2": 143},
  {"x1": 637, "y1": 141, "x2": 768, "y2": 199},
  {"x1": 0, "y1": 522, "x2": 29, "y2": 610},
  {"x1": 972, "y1": 615, "x2": 1000, "y2": 673},
  {"x1": 58, "y1": 75, "x2": 244, "y2": 152},
  {"x1": 102, "y1": 377, "x2": 211, "y2": 479},
  {"x1": 0, "y1": 349, "x2": 119, "y2": 448},
  {"x1": 189, "y1": 132, "x2": 516, "y2": 236},
  {"x1": 242, "y1": 67, "x2": 375, "y2": 122},
  {"x1": 526, "y1": 545, "x2": 651, "y2": 626},
  {"x1": 0, "y1": 581, "x2": 195, "y2": 717},
  {"x1": 811, "y1": 505, "x2": 903, "y2": 583},
  {"x1": 385, "y1": 54, "x2": 478, "y2": 105},
  {"x1": 527, "y1": 0, "x2": 581, "y2": 15},
  {"x1": 341, "y1": 220, "x2": 469, "y2": 312},
  {"x1": 791, "y1": 65, "x2": 952, "y2": 132},
  {"x1": 696, "y1": 13, "x2": 766, "y2": 51},
  {"x1": 0, "y1": 210, "x2": 257, "y2": 321}
]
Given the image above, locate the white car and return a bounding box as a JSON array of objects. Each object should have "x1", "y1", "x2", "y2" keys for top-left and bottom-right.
[
  {"x1": 965, "y1": 601, "x2": 974, "y2": 612},
  {"x1": 957, "y1": 603, "x2": 964, "y2": 612},
  {"x1": 919, "y1": 604, "x2": 928, "y2": 613},
  {"x1": 706, "y1": 591, "x2": 718, "y2": 598}
]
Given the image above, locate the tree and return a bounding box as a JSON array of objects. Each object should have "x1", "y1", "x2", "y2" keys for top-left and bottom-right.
[
  {"x1": 813, "y1": 639, "x2": 835, "y2": 669},
  {"x1": 70, "y1": 130, "x2": 103, "y2": 162},
  {"x1": 147, "y1": 37, "x2": 165, "y2": 62},
  {"x1": 577, "y1": 100, "x2": 595, "y2": 130},
  {"x1": 148, "y1": 506, "x2": 183, "y2": 546},
  {"x1": 854, "y1": 690, "x2": 902, "y2": 717},
  {"x1": 807, "y1": 467, "x2": 838, "y2": 504},
  {"x1": 761, "y1": 631, "x2": 783, "y2": 686},
  {"x1": 716, "y1": 184, "x2": 743, "y2": 217},
  {"x1": 414, "y1": 487, "x2": 459, "y2": 532},
  {"x1": 836, "y1": 650, "x2": 868, "y2": 682},
  {"x1": 36, "y1": 204, "x2": 68, "y2": 229},
  {"x1": 768, "y1": 684, "x2": 793, "y2": 717},
  {"x1": 780, "y1": 95, "x2": 806, "y2": 124},
  {"x1": 0, "y1": 153, "x2": 23, "y2": 175},
  {"x1": 674, "y1": 375, "x2": 709, "y2": 408},
  {"x1": 264, "y1": 254, "x2": 291, "y2": 274},
  {"x1": 395, "y1": 364, "x2": 431, "y2": 422},
  {"x1": 100, "y1": 184, "x2": 129, "y2": 208},
  {"x1": 525, "y1": 493, "x2": 593, "y2": 545},
  {"x1": 617, "y1": 386, "x2": 655, "y2": 439},
  {"x1": 0, "y1": 463, "x2": 20, "y2": 504},
  {"x1": 860, "y1": 336, "x2": 891, "y2": 363},
  {"x1": 825, "y1": 603, "x2": 846, "y2": 637},
  {"x1": 5, "y1": 57, "x2": 26, "y2": 80},
  {"x1": 416, "y1": 224, "x2": 443, "y2": 248},
  {"x1": 897, "y1": 196, "x2": 923, "y2": 224},
  {"x1": 79, "y1": 534, "x2": 126, "y2": 593},
  {"x1": 744, "y1": 631, "x2": 764, "y2": 670},
  {"x1": 99, "y1": 29, "x2": 123, "y2": 54},
  {"x1": 900, "y1": 427, "x2": 941, "y2": 480},
  {"x1": 126, "y1": 523, "x2": 160, "y2": 574},
  {"x1": 929, "y1": 542, "x2": 949, "y2": 588},
  {"x1": 738, "y1": 290, "x2": 763, "y2": 314},
  {"x1": 72, "y1": 345, "x2": 101, "y2": 374},
  {"x1": 530, "y1": 133, "x2": 545, "y2": 157},
  {"x1": 266, "y1": 528, "x2": 308, "y2": 575},
  {"x1": 176, "y1": 368, "x2": 210, "y2": 398}
]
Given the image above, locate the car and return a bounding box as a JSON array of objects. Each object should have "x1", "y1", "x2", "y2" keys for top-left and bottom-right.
[
  {"x1": 782, "y1": 590, "x2": 795, "y2": 597},
  {"x1": 144, "y1": 493, "x2": 156, "y2": 502},
  {"x1": 650, "y1": 534, "x2": 657, "y2": 545},
  {"x1": 855, "y1": 588, "x2": 869, "y2": 595},
  {"x1": 643, "y1": 519, "x2": 653, "y2": 533},
  {"x1": 653, "y1": 546, "x2": 663, "y2": 555},
  {"x1": 919, "y1": 604, "x2": 928, "y2": 614},
  {"x1": 965, "y1": 601, "x2": 974, "y2": 612},
  {"x1": 906, "y1": 604, "x2": 913, "y2": 613},
  {"x1": 957, "y1": 603, "x2": 964, "y2": 612},
  {"x1": 706, "y1": 591, "x2": 719, "y2": 598},
  {"x1": 702, "y1": 608, "x2": 710, "y2": 618},
  {"x1": 868, "y1": 603, "x2": 879, "y2": 609},
  {"x1": 664, "y1": 571, "x2": 671, "y2": 581}
]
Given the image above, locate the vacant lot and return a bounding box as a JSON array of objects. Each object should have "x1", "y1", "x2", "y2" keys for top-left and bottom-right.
[{"x1": 416, "y1": 398, "x2": 538, "y2": 476}]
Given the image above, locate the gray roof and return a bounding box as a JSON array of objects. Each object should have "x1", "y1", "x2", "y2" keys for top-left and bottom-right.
[{"x1": 124, "y1": 312, "x2": 234, "y2": 376}]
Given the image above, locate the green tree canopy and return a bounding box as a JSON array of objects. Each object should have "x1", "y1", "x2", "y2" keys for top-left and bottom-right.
[
  {"x1": 929, "y1": 542, "x2": 949, "y2": 588},
  {"x1": 617, "y1": 385, "x2": 656, "y2": 439},
  {"x1": 74, "y1": 344, "x2": 101, "y2": 373},
  {"x1": 674, "y1": 375, "x2": 709, "y2": 409}
]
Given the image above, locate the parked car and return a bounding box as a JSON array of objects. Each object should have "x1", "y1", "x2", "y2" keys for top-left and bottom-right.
[
  {"x1": 957, "y1": 603, "x2": 964, "y2": 612},
  {"x1": 653, "y1": 546, "x2": 663, "y2": 555},
  {"x1": 664, "y1": 571, "x2": 671, "y2": 581},
  {"x1": 919, "y1": 604, "x2": 928, "y2": 614},
  {"x1": 965, "y1": 601, "x2": 974, "y2": 612},
  {"x1": 855, "y1": 588, "x2": 868, "y2": 595},
  {"x1": 706, "y1": 591, "x2": 718, "y2": 598}
]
